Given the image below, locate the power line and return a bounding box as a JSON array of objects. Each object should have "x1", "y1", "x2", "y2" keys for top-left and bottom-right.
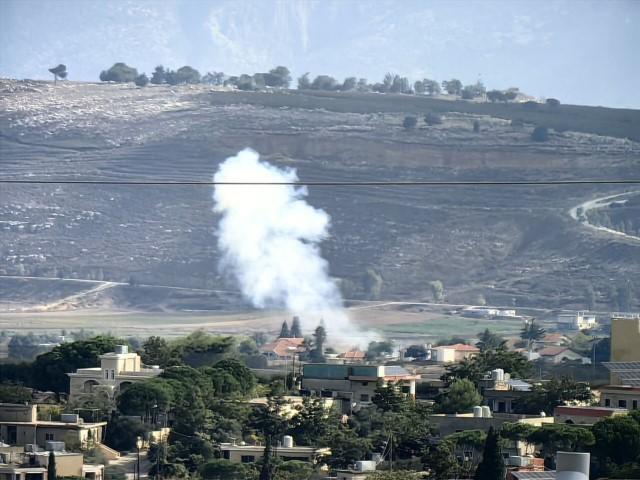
[{"x1": 1, "y1": 179, "x2": 640, "y2": 186}]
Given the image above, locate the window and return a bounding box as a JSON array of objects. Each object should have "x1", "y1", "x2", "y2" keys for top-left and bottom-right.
[
  {"x1": 618, "y1": 399, "x2": 627, "y2": 408},
  {"x1": 241, "y1": 455, "x2": 255, "y2": 463},
  {"x1": 361, "y1": 382, "x2": 368, "y2": 386},
  {"x1": 222, "y1": 451, "x2": 230, "y2": 460},
  {"x1": 633, "y1": 400, "x2": 638, "y2": 410},
  {"x1": 360, "y1": 394, "x2": 369, "y2": 402},
  {"x1": 110, "y1": 370, "x2": 115, "y2": 380},
  {"x1": 401, "y1": 385, "x2": 410, "y2": 394},
  {"x1": 104, "y1": 370, "x2": 109, "y2": 379},
  {"x1": 45, "y1": 433, "x2": 54, "y2": 441},
  {"x1": 605, "y1": 398, "x2": 611, "y2": 407}
]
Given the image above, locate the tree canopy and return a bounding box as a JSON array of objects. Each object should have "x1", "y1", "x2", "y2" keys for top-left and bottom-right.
[{"x1": 99, "y1": 63, "x2": 138, "y2": 83}]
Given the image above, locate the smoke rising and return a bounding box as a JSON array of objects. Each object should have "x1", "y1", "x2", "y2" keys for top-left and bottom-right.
[{"x1": 212, "y1": 148, "x2": 362, "y2": 341}]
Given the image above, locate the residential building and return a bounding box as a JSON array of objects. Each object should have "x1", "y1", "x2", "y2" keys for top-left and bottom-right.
[
  {"x1": 539, "y1": 333, "x2": 569, "y2": 346},
  {"x1": 610, "y1": 316, "x2": 640, "y2": 364},
  {"x1": 478, "y1": 369, "x2": 533, "y2": 414},
  {"x1": 598, "y1": 385, "x2": 640, "y2": 410},
  {"x1": 0, "y1": 445, "x2": 103, "y2": 480},
  {"x1": 429, "y1": 412, "x2": 553, "y2": 456},
  {"x1": 335, "y1": 461, "x2": 378, "y2": 480},
  {"x1": 259, "y1": 338, "x2": 305, "y2": 361},
  {"x1": 537, "y1": 347, "x2": 588, "y2": 364},
  {"x1": 557, "y1": 312, "x2": 597, "y2": 330},
  {"x1": 300, "y1": 364, "x2": 418, "y2": 413},
  {"x1": 219, "y1": 437, "x2": 330, "y2": 464},
  {"x1": 67, "y1": 345, "x2": 162, "y2": 402},
  {"x1": 431, "y1": 343, "x2": 479, "y2": 363},
  {"x1": 554, "y1": 405, "x2": 628, "y2": 425},
  {"x1": 0, "y1": 404, "x2": 106, "y2": 449}
]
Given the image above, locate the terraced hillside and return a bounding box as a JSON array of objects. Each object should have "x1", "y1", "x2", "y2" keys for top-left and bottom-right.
[{"x1": 1, "y1": 80, "x2": 639, "y2": 312}]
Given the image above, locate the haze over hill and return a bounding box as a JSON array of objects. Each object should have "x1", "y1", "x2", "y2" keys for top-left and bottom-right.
[
  {"x1": 1, "y1": 79, "x2": 639, "y2": 315},
  {"x1": 1, "y1": 0, "x2": 639, "y2": 108}
]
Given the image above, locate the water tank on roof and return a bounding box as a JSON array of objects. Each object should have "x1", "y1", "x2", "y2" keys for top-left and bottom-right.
[
  {"x1": 60, "y1": 413, "x2": 79, "y2": 423},
  {"x1": 46, "y1": 441, "x2": 65, "y2": 452},
  {"x1": 473, "y1": 406, "x2": 483, "y2": 417},
  {"x1": 482, "y1": 406, "x2": 492, "y2": 418},
  {"x1": 355, "y1": 461, "x2": 377, "y2": 472},
  {"x1": 115, "y1": 345, "x2": 128, "y2": 354},
  {"x1": 556, "y1": 451, "x2": 589, "y2": 480},
  {"x1": 282, "y1": 435, "x2": 293, "y2": 448}
]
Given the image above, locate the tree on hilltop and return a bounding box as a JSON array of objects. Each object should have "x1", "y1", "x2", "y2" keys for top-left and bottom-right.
[
  {"x1": 442, "y1": 78, "x2": 462, "y2": 95},
  {"x1": 100, "y1": 63, "x2": 138, "y2": 83},
  {"x1": 48, "y1": 64, "x2": 67, "y2": 84},
  {"x1": 150, "y1": 66, "x2": 166, "y2": 85},
  {"x1": 134, "y1": 73, "x2": 149, "y2": 87}
]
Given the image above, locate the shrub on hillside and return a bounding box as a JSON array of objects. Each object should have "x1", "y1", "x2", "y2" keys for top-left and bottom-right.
[
  {"x1": 99, "y1": 63, "x2": 138, "y2": 83},
  {"x1": 424, "y1": 112, "x2": 443, "y2": 126},
  {"x1": 403, "y1": 116, "x2": 418, "y2": 130},
  {"x1": 531, "y1": 126, "x2": 549, "y2": 142},
  {"x1": 134, "y1": 74, "x2": 149, "y2": 87},
  {"x1": 546, "y1": 98, "x2": 561, "y2": 108}
]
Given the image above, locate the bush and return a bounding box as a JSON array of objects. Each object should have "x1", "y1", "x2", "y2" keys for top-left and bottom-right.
[
  {"x1": 99, "y1": 63, "x2": 138, "y2": 83},
  {"x1": 531, "y1": 126, "x2": 549, "y2": 142},
  {"x1": 546, "y1": 98, "x2": 561, "y2": 108},
  {"x1": 424, "y1": 112, "x2": 442, "y2": 126},
  {"x1": 402, "y1": 116, "x2": 417, "y2": 130},
  {"x1": 522, "y1": 100, "x2": 540, "y2": 110},
  {"x1": 134, "y1": 74, "x2": 149, "y2": 87}
]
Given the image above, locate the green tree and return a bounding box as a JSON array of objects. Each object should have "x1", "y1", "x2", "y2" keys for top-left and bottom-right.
[
  {"x1": 514, "y1": 377, "x2": 591, "y2": 415},
  {"x1": 442, "y1": 79, "x2": 462, "y2": 95},
  {"x1": 48, "y1": 64, "x2": 67, "y2": 84},
  {"x1": 546, "y1": 98, "x2": 561, "y2": 108},
  {"x1": 520, "y1": 319, "x2": 546, "y2": 353},
  {"x1": 297, "y1": 73, "x2": 310, "y2": 90},
  {"x1": 428, "y1": 280, "x2": 444, "y2": 301},
  {"x1": 372, "y1": 382, "x2": 409, "y2": 412},
  {"x1": 413, "y1": 80, "x2": 425, "y2": 94},
  {"x1": 437, "y1": 379, "x2": 482, "y2": 413},
  {"x1": 116, "y1": 380, "x2": 172, "y2": 421},
  {"x1": 476, "y1": 329, "x2": 506, "y2": 352},
  {"x1": 341, "y1": 77, "x2": 357, "y2": 91},
  {"x1": 531, "y1": 126, "x2": 549, "y2": 142},
  {"x1": 104, "y1": 416, "x2": 148, "y2": 451},
  {"x1": 290, "y1": 317, "x2": 303, "y2": 338},
  {"x1": 99, "y1": 63, "x2": 138, "y2": 83},
  {"x1": 474, "y1": 427, "x2": 505, "y2": 480},
  {"x1": 150, "y1": 66, "x2": 166, "y2": 84},
  {"x1": 403, "y1": 116, "x2": 418, "y2": 130},
  {"x1": 31, "y1": 336, "x2": 119, "y2": 392},
  {"x1": 47, "y1": 451, "x2": 57, "y2": 480},
  {"x1": 321, "y1": 426, "x2": 373, "y2": 469},
  {"x1": 250, "y1": 395, "x2": 289, "y2": 480},
  {"x1": 199, "y1": 459, "x2": 246, "y2": 480},
  {"x1": 423, "y1": 79, "x2": 441, "y2": 96},
  {"x1": 279, "y1": 321, "x2": 291, "y2": 338},
  {"x1": 264, "y1": 66, "x2": 291, "y2": 88},
  {"x1": 175, "y1": 66, "x2": 201, "y2": 84},
  {"x1": 310, "y1": 75, "x2": 337, "y2": 91},
  {"x1": 527, "y1": 424, "x2": 594, "y2": 467},
  {"x1": 591, "y1": 412, "x2": 640, "y2": 474},
  {"x1": 356, "y1": 78, "x2": 370, "y2": 92},
  {"x1": 423, "y1": 440, "x2": 459, "y2": 479},
  {"x1": 141, "y1": 336, "x2": 175, "y2": 368},
  {"x1": 0, "y1": 383, "x2": 32, "y2": 403},
  {"x1": 289, "y1": 397, "x2": 333, "y2": 446},
  {"x1": 134, "y1": 74, "x2": 149, "y2": 87}
]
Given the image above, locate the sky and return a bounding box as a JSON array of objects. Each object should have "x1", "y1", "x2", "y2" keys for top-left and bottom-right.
[{"x1": 1, "y1": 0, "x2": 639, "y2": 108}]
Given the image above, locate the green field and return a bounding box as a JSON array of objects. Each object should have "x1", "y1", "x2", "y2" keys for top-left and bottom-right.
[{"x1": 376, "y1": 315, "x2": 524, "y2": 339}]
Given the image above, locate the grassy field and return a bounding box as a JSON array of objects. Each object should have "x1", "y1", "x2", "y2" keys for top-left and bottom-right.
[{"x1": 375, "y1": 314, "x2": 524, "y2": 338}]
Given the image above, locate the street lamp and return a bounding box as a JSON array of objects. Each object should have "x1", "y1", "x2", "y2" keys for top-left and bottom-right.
[{"x1": 136, "y1": 436, "x2": 143, "y2": 480}]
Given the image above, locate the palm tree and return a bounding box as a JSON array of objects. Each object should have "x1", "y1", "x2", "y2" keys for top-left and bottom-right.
[{"x1": 521, "y1": 319, "x2": 546, "y2": 355}]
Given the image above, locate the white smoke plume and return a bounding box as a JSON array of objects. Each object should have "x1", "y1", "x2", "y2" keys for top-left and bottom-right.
[{"x1": 212, "y1": 148, "x2": 364, "y2": 343}]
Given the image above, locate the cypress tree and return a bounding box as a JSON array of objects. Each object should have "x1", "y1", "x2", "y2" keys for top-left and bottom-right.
[
  {"x1": 290, "y1": 317, "x2": 302, "y2": 338},
  {"x1": 474, "y1": 426, "x2": 505, "y2": 480},
  {"x1": 47, "y1": 451, "x2": 57, "y2": 480},
  {"x1": 278, "y1": 321, "x2": 290, "y2": 338}
]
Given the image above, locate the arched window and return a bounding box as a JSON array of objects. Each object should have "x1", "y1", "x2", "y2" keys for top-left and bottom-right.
[{"x1": 83, "y1": 380, "x2": 99, "y2": 393}]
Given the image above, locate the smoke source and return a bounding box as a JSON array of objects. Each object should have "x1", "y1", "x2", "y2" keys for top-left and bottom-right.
[{"x1": 212, "y1": 148, "x2": 363, "y2": 342}]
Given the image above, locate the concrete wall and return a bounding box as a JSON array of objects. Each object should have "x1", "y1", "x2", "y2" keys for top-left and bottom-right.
[{"x1": 0, "y1": 405, "x2": 37, "y2": 423}]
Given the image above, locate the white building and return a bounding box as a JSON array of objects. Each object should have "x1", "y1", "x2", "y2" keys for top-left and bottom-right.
[
  {"x1": 557, "y1": 312, "x2": 597, "y2": 330},
  {"x1": 68, "y1": 345, "x2": 162, "y2": 402}
]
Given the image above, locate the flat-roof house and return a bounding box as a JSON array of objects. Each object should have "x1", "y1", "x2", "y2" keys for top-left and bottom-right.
[
  {"x1": 67, "y1": 345, "x2": 162, "y2": 402},
  {"x1": 554, "y1": 405, "x2": 628, "y2": 425},
  {"x1": 0, "y1": 404, "x2": 105, "y2": 450},
  {"x1": 0, "y1": 446, "x2": 103, "y2": 480},
  {"x1": 300, "y1": 364, "x2": 418, "y2": 413},
  {"x1": 219, "y1": 436, "x2": 329, "y2": 465},
  {"x1": 431, "y1": 344, "x2": 480, "y2": 363}
]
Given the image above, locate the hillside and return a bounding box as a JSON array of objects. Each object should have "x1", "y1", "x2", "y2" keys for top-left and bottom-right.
[{"x1": 1, "y1": 79, "x2": 639, "y2": 313}]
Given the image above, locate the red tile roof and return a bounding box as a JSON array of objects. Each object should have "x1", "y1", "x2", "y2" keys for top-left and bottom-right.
[
  {"x1": 448, "y1": 343, "x2": 480, "y2": 352},
  {"x1": 538, "y1": 346, "x2": 569, "y2": 357},
  {"x1": 260, "y1": 338, "x2": 305, "y2": 357},
  {"x1": 338, "y1": 350, "x2": 365, "y2": 359},
  {"x1": 554, "y1": 406, "x2": 626, "y2": 417}
]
